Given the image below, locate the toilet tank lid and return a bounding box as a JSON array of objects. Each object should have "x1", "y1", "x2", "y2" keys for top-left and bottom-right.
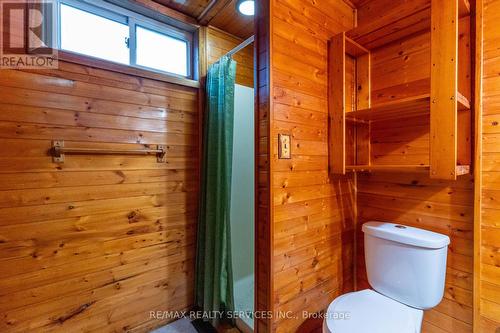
[{"x1": 362, "y1": 222, "x2": 450, "y2": 249}]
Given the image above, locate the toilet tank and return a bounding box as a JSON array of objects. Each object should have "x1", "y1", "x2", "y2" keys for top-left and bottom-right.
[{"x1": 362, "y1": 222, "x2": 450, "y2": 309}]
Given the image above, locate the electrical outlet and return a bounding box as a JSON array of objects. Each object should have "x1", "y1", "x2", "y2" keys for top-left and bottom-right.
[{"x1": 278, "y1": 134, "x2": 291, "y2": 159}]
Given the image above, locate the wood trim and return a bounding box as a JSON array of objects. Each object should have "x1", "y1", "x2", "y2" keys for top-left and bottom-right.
[
  {"x1": 255, "y1": 0, "x2": 272, "y2": 331},
  {"x1": 58, "y1": 51, "x2": 200, "y2": 88},
  {"x1": 198, "y1": 0, "x2": 233, "y2": 25},
  {"x1": 131, "y1": 0, "x2": 199, "y2": 27},
  {"x1": 472, "y1": 0, "x2": 483, "y2": 330},
  {"x1": 329, "y1": 33, "x2": 347, "y2": 175},
  {"x1": 430, "y1": 0, "x2": 459, "y2": 179},
  {"x1": 197, "y1": 25, "x2": 208, "y2": 207},
  {"x1": 268, "y1": 0, "x2": 274, "y2": 327},
  {"x1": 342, "y1": 0, "x2": 358, "y2": 10},
  {"x1": 197, "y1": 0, "x2": 222, "y2": 22}
]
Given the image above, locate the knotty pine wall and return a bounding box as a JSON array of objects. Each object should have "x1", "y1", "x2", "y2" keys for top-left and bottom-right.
[
  {"x1": 0, "y1": 61, "x2": 198, "y2": 332},
  {"x1": 353, "y1": 2, "x2": 475, "y2": 332},
  {"x1": 207, "y1": 26, "x2": 254, "y2": 87},
  {"x1": 480, "y1": 0, "x2": 500, "y2": 330},
  {"x1": 268, "y1": 1, "x2": 356, "y2": 332}
]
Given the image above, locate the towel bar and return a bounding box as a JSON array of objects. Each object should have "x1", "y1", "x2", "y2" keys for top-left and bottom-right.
[{"x1": 51, "y1": 140, "x2": 166, "y2": 163}]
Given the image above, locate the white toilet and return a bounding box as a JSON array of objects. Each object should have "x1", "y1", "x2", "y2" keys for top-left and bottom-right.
[{"x1": 323, "y1": 221, "x2": 450, "y2": 333}]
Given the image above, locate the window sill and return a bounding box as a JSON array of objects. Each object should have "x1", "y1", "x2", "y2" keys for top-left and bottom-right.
[{"x1": 58, "y1": 50, "x2": 200, "y2": 89}]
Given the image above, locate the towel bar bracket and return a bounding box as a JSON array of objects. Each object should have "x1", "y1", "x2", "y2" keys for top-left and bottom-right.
[
  {"x1": 51, "y1": 140, "x2": 167, "y2": 163},
  {"x1": 52, "y1": 140, "x2": 65, "y2": 163}
]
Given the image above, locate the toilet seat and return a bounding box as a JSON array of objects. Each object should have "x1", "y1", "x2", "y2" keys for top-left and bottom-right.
[{"x1": 323, "y1": 289, "x2": 422, "y2": 333}]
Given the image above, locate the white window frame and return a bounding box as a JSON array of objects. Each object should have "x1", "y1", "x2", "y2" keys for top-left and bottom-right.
[{"x1": 54, "y1": 0, "x2": 194, "y2": 79}]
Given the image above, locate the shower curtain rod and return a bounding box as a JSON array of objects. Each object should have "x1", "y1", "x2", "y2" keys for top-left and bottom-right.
[{"x1": 220, "y1": 35, "x2": 255, "y2": 60}]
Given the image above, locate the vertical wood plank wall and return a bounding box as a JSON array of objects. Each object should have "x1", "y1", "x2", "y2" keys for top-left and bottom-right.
[
  {"x1": 480, "y1": 0, "x2": 500, "y2": 330},
  {"x1": 255, "y1": 0, "x2": 272, "y2": 331},
  {"x1": 0, "y1": 62, "x2": 199, "y2": 332},
  {"x1": 268, "y1": 1, "x2": 355, "y2": 332},
  {"x1": 206, "y1": 27, "x2": 254, "y2": 87}
]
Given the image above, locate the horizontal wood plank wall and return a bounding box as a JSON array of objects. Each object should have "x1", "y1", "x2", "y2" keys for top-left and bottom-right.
[
  {"x1": 480, "y1": 0, "x2": 500, "y2": 330},
  {"x1": 207, "y1": 26, "x2": 254, "y2": 87},
  {"x1": 0, "y1": 62, "x2": 199, "y2": 332},
  {"x1": 354, "y1": 3, "x2": 474, "y2": 332},
  {"x1": 356, "y1": 172, "x2": 474, "y2": 333},
  {"x1": 269, "y1": 0, "x2": 355, "y2": 332}
]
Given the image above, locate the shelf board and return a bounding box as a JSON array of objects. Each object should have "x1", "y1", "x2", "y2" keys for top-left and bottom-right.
[
  {"x1": 345, "y1": 93, "x2": 470, "y2": 122},
  {"x1": 346, "y1": 165, "x2": 430, "y2": 172},
  {"x1": 345, "y1": 36, "x2": 369, "y2": 57},
  {"x1": 346, "y1": 164, "x2": 470, "y2": 175}
]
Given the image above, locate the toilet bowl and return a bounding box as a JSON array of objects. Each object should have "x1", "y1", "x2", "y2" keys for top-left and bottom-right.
[
  {"x1": 322, "y1": 289, "x2": 423, "y2": 333},
  {"x1": 322, "y1": 222, "x2": 450, "y2": 333}
]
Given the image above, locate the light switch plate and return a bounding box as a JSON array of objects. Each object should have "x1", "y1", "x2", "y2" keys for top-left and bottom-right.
[{"x1": 278, "y1": 134, "x2": 291, "y2": 159}]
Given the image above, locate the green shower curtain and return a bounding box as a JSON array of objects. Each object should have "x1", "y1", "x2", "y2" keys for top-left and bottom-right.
[{"x1": 195, "y1": 56, "x2": 236, "y2": 326}]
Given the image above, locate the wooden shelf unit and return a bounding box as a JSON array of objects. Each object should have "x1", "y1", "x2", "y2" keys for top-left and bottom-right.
[
  {"x1": 345, "y1": 0, "x2": 471, "y2": 50},
  {"x1": 328, "y1": 0, "x2": 472, "y2": 180}
]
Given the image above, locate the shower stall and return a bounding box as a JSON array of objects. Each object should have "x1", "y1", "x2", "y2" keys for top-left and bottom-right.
[{"x1": 230, "y1": 83, "x2": 255, "y2": 332}]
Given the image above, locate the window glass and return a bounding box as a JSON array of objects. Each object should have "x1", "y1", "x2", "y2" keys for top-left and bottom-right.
[
  {"x1": 136, "y1": 26, "x2": 188, "y2": 76},
  {"x1": 60, "y1": 4, "x2": 129, "y2": 64}
]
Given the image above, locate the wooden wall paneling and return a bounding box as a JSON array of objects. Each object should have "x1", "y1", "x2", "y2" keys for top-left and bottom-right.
[
  {"x1": 369, "y1": 31, "x2": 431, "y2": 106},
  {"x1": 430, "y1": 0, "x2": 459, "y2": 179},
  {"x1": 473, "y1": 0, "x2": 483, "y2": 330},
  {"x1": 329, "y1": 33, "x2": 347, "y2": 175},
  {"x1": 346, "y1": 122, "x2": 357, "y2": 167},
  {"x1": 0, "y1": 58, "x2": 199, "y2": 332},
  {"x1": 356, "y1": 52, "x2": 371, "y2": 110},
  {"x1": 206, "y1": 26, "x2": 254, "y2": 87},
  {"x1": 255, "y1": 0, "x2": 272, "y2": 331},
  {"x1": 270, "y1": 0, "x2": 356, "y2": 331},
  {"x1": 480, "y1": 0, "x2": 500, "y2": 330},
  {"x1": 356, "y1": 123, "x2": 370, "y2": 166},
  {"x1": 356, "y1": 172, "x2": 474, "y2": 332},
  {"x1": 352, "y1": 1, "x2": 476, "y2": 332}
]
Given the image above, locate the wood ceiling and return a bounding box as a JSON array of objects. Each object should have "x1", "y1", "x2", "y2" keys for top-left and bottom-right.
[{"x1": 152, "y1": 0, "x2": 254, "y2": 39}]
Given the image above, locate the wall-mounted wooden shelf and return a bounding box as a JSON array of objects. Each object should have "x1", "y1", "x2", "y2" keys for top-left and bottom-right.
[
  {"x1": 346, "y1": 164, "x2": 470, "y2": 175},
  {"x1": 347, "y1": 165, "x2": 430, "y2": 172},
  {"x1": 345, "y1": 93, "x2": 470, "y2": 122},
  {"x1": 328, "y1": 0, "x2": 472, "y2": 180}
]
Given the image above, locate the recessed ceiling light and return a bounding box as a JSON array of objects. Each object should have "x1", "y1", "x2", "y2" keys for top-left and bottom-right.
[{"x1": 237, "y1": 0, "x2": 254, "y2": 16}]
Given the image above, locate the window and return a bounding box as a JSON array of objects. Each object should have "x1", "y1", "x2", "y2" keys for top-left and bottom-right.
[
  {"x1": 60, "y1": 4, "x2": 129, "y2": 64},
  {"x1": 56, "y1": 0, "x2": 193, "y2": 78},
  {"x1": 136, "y1": 26, "x2": 188, "y2": 76}
]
